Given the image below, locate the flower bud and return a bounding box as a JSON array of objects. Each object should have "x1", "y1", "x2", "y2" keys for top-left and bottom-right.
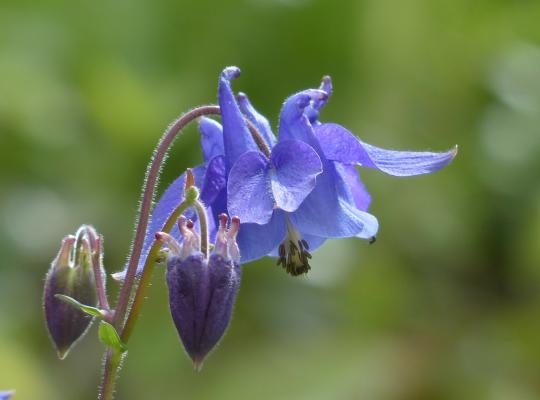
[
  {"x1": 43, "y1": 226, "x2": 102, "y2": 359},
  {"x1": 157, "y1": 214, "x2": 241, "y2": 370}
]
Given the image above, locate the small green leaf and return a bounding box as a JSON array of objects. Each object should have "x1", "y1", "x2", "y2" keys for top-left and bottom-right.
[
  {"x1": 55, "y1": 294, "x2": 104, "y2": 319},
  {"x1": 98, "y1": 321, "x2": 127, "y2": 353}
]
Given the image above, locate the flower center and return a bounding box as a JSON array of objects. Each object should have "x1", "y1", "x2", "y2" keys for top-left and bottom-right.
[{"x1": 277, "y1": 221, "x2": 312, "y2": 276}]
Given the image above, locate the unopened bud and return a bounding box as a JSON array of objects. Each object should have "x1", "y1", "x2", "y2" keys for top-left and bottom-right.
[
  {"x1": 162, "y1": 214, "x2": 242, "y2": 369},
  {"x1": 43, "y1": 226, "x2": 103, "y2": 359}
]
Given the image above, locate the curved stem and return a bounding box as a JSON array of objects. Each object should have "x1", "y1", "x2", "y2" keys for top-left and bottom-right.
[
  {"x1": 245, "y1": 119, "x2": 271, "y2": 158},
  {"x1": 113, "y1": 105, "x2": 220, "y2": 330},
  {"x1": 98, "y1": 106, "x2": 220, "y2": 400},
  {"x1": 113, "y1": 105, "x2": 269, "y2": 330},
  {"x1": 99, "y1": 103, "x2": 269, "y2": 399}
]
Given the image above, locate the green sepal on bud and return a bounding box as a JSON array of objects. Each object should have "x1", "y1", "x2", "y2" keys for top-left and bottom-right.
[
  {"x1": 43, "y1": 226, "x2": 104, "y2": 359},
  {"x1": 54, "y1": 294, "x2": 126, "y2": 354},
  {"x1": 55, "y1": 294, "x2": 108, "y2": 320}
]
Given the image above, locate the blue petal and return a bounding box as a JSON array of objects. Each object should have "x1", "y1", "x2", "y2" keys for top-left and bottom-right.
[
  {"x1": 227, "y1": 151, "x2": 274, "y2": 225},
  {"x1": 219, "y1": 67, "x2": 257, "y2": 171},
  {"x1": 300, "y1": 233, "x2": 327, "y2": 252},
  {"x1": 278, "y1": 90, "x2": 377, "y2": 239},
  {"x1": 314, "y1": 123, "x2": 458, "y2": 176},
  {"x1": 113, "y1": 160, "x2": 224, "y2": 280},
  {"x1": 198, "y1": 117, "x2": 224, "y2": 161},
  {"x1": 237, "y1": 92, "x2": 276, "y2": 148},
  {"x1": 270, "y1": 140, "x2": 322, "y2": 212},
  {"x1": 305, "y1": 76, "x2": 333, "y2": 125},
  {"x1": 237, "y1": 211, "x2": 287, "y2": 263},
  {"x1": 333, "y1": 162, "x2": 371, "y2": 212},
  {"x1": 200, "y1": 156, "x2": 226, "y2": 205},
  {"x1": 278, "y1": 89, "x2": 328, "y2": 149},
  {"x1": 141, "y1": 165, "x2": 206, "y2": 270},
  {"x1": 289, "y1": 161, "x2": 379, "y2": 239},
  {"x1": 207, "y1": 190, "x2": 227, "y2": 244}
]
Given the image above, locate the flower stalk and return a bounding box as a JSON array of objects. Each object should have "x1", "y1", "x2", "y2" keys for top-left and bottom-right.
[{"x1": 99, "y1": 104, "x2": 267, "y2": 399}]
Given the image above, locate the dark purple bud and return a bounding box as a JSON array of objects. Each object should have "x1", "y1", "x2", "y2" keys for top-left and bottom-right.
[
  {"x1": 158, "y1": 214, "x2": 241, "y2": 370},
  {"x1": 43, "y1": 226, "x2": 103, "y2": 359}
]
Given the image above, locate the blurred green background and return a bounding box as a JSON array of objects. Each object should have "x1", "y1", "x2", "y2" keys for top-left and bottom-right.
[{"x1": 1, "y1": 0, "x2": 540, "y2": 399}]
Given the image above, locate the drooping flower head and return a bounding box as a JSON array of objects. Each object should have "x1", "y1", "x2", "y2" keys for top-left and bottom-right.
[
  {"x1": 223, "y1": 68, "x2": 457, "y2": 274},
  {"x1": 119, "y1": 66, "x2": 457, "y2": 280}
]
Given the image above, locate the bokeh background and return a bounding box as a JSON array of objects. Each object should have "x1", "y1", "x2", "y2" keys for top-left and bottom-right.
[{"x1": 1, "y1": 0, "x2": 540, "y2": 399}]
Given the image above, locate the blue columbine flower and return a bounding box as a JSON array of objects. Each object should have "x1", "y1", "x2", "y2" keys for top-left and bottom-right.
[
  {"x1": 225, "y1": 69, "x2": 457, "y2": 275},
  {"x1": 229, "y1": 85, "x2": 381, "y2": 274},
  {"x1": 123, "y1": 66, "x2": 456, "y2": 278}
]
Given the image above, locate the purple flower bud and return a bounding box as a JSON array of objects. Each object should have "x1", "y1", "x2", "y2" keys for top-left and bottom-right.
[
  {"x1": 157, "y1": 214, "x2": 241, "y2": 370},
  {"x1": 43, "y1": 226, "x2": 102, "y2": 359}
]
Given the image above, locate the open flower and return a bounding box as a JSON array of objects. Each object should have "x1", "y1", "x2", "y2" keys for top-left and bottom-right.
[
  {"x1": 229, "y1": 86, "x2": 380, "y2": 274},
  {"x1": 226, "y1": 70, "x2": 457, "y2": 274},
  {"x1": 128, "y1": 66, "x2": 456, "y2": 277}
]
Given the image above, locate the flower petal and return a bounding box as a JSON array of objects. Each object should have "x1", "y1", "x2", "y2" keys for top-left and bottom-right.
[
  {"x1": 227, "y1": 151, "x2": 274, "y2": 225},
  {"x1": 314, "y1": 123, "x2": 458, "y2": 176},
  {"x1": 279, "y1": 95, "x2": 378, "y2": 239},
  {"x1": 278, "y1": 89, "x2": 328, "y2": 148},
  {"x1": 305, "y1": 75, "x2": 333, "y2": 125},
  {"x1": 113, "y1": 167, "x2": 200, "y2": 280},
  {"x1": 236, "y1": 211, "x2": 288, "y2": 263},
  {"x1": 200, "y1": 156, "x2": 226, "y2": 205},
  {"x1": 198, "y1": 117, "x2": 224, "y2": 161},
  {"x1": 219, "y1": 67, "x2": 257, "y2": 171},
  {"x1": 269, "y1": 140, "x2": 322, "y2": 212},
  {"x1": 333, "y1": 162, "x2": 371, "y2": 211},
  {"x1": 237, "y1": 92, "x2": 276, "y2": 148},
  {"x1": 289, "y1": 161, "x2": 379, "y2": 239}
]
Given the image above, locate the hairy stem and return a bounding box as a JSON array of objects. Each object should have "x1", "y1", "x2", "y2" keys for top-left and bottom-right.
[
  {"x1": 120, "y1": 200, "x2": 191, "y2": 342},
  {"x1": 98, "y1": 105, "x2": 220, "y2": 400},
  {"x1": 98, "y1": 349, "x2": 123, "y2": 400},
  {"x1": 113, "y1": 105, "x2": 220, "y2": 330},
  {"x1": 245, "y1": 119, "x2": 271, "y2": 158},
  {"x1": 99, "y1": 103, "x2": 268, "y2": 399}
]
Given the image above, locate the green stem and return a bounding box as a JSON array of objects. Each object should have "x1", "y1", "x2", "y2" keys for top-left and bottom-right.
[
  {"x1": 120, "y1": 200, "x2": 191, "y2": 342},
  {"x1": 98, "y1": 349, "x2": 123, "y2": 400},
  {"x1": 192, "y1": 199, "x2": 209, "y2": 259}
]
